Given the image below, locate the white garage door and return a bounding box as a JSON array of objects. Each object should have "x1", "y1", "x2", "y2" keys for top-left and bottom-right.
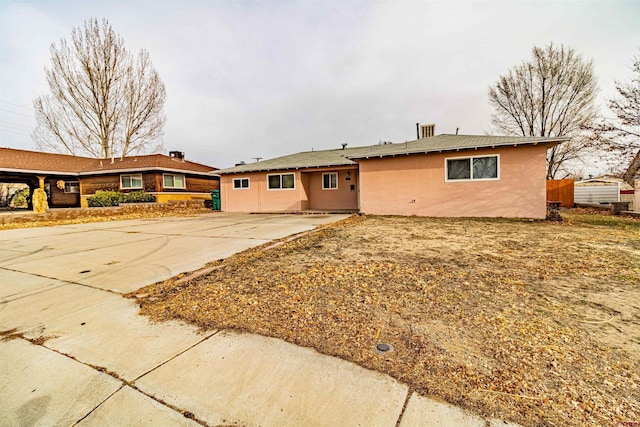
[{"x1": 574, "y1": 183, "x2": 619, "y2": 204}]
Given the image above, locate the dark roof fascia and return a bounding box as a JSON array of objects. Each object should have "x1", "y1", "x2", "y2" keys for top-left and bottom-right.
[
  {"x1": 0, "y1": 166, "x2": 217, "y2": 178},
  {"x1": 78, "y1": 167, "x2": 217, "y2": 177},
  {"x1": 346, "y1": 138, "x2": 568, "y2": 160}
]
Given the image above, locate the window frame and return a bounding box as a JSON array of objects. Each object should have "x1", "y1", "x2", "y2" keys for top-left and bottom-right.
[
  {"x1": 64, "y1": 181, "x2": 80, "y2": 194},
  {"x1": 322, "y1": 172, "x2": 338, "y2": 190},
  {"x1": 267, "y1": 173, "x2": 296, "y2": 190},
  {"x1": 163, "y1": 173, "x2": 186, "y2": 189},
  {"x1": 120, "y1": 174, "x2": 143, "y2": 190},
  {"x1": 232, "y1": 177, "x2": 250, "y2": 190},
  {"x1": 444, "y1": 154, "x2": 500, "y2": 182}
]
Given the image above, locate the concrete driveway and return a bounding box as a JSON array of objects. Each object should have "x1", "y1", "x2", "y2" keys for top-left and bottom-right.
[{"x1": 0, "y1": 213, "x2": 515, "y2": 427}]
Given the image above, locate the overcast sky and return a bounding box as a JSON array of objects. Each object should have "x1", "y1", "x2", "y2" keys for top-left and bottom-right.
[{"x1": 1, "y1": 1, "x2": 638, "y2": 171}]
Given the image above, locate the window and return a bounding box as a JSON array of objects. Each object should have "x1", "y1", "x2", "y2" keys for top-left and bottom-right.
[
  {"x1": 121, "y1": 174, "x2": 143, "y2": 189},
  {"x1": 233, "y1": 178, "x2": 250, "y2": 189},
  {"x1": 446, "y1": 155, "x2": 499, "y2": 181},
  {"x1": 163, "y1": 174, "x2": 186, "y2": 189},
  {"x1": 267, "y1": 173, "x2": 295, "y2": 190},
  {"x1": 322, "y1": 173, "x2": 338, "y2": 189},
  {"x1": 64, "y1": 181, "x2": 80, "y2": 193}
]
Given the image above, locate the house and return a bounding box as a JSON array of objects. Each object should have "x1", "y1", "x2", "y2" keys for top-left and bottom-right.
[
  {"x1": 0, "y1": 148, "x2": 219, "y2": 209},
  {"x1": 217, "y1": 127, "x2": 569, "y2": 219}
]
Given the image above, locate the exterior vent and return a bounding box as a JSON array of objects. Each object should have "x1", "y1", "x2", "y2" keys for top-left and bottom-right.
[
  {"x1": 235, "y1": 161, "x2": 246, "y2": 166},
  {"x1": 420, "y1": 124, "x2": 435, "y2": 138},
  {"x1": 169, "y1": 151, "x2": 185, "y2": 160}
]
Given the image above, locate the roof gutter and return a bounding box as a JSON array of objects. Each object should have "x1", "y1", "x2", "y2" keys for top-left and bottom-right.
[
  {"x1": 218, "y1": 163, "x2": 358, "y2": 174},
  {"x1": 0, "y1": 167, "x2": 217, "y2": 178},
  {"x1": 0, "y1": 167, "x2": 80, "y2": 176},
  {"x1": 346, "y1": 139, "x2": 569, "y2": 161},
  {"x1": 78, "y1": 167, "x2": 216, "y2": 177}
]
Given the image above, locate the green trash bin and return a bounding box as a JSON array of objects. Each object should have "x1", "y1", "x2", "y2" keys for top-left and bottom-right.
[{"x1": 210, "y1": 190, "x2": 221, "y2": 211}]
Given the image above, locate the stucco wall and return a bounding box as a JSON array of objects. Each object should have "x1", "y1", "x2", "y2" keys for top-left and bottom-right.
[
  {"x1": 307, "y1": 169, "x2": 358, "y2": 210},
  {"x1": 221, "y1": 171, "x2": 306, "y2": 212},
  {"x1": 358, "y1": 145, "x2": 548, "y2": 218}
]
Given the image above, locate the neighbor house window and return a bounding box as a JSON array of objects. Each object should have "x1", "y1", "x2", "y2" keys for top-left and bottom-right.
[
  {"x1": 233, "y1": 178, "x2": 250, "y2": 189},
  {"x1": 163, "y1": 174, "x2": 186, "y2": 189},
  {"x1": 64, "y1": 181, "x2": 80, "y2": 193},
  {"x1": 445, "y1": 155, "x2": 499, "y2": 181},
  {"x1": 120, "y1": 174, "x2": 143, "y2": 189},
  {"x1": 322, "y1": 173, "x2": 338, "y2": 189},
  {"x1": 267, "y1": 173, "x2": 295, "y2": 190}
]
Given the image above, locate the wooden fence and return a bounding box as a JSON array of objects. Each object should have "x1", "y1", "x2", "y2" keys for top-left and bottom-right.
[{"x1": 546, "y1": 179, "x2": 574, "y2": 208}]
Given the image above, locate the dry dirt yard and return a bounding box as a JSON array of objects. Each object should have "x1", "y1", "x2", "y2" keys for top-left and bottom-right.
[{"x1": 133, "y1": 210, "x2": 640, "y2": 427}]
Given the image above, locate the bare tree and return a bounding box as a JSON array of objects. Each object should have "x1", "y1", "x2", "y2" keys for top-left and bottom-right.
[
  {"x1": 593, "y1": 52, "x2": 640, "y2": 185},
  {"x1": 33, "y1": 18, "x2": 165, "y2": 159},
  {"x1": 489, "y1": 43, "x2": 598, "y2": 179}
]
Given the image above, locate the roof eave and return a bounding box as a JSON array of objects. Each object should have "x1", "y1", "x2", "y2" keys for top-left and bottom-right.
[
  {"x1": 79, "y1": 167, "x2": 216, "y2": 177},
  {"x1": 347, "y1": 139, "x2": 569, "y2": 160},
  {"x1": 0, "y1": 167, "x2": 80, "y2": 176},
  {"x1": 218, "y1": 162, "x2": 356, "y2": 174}
]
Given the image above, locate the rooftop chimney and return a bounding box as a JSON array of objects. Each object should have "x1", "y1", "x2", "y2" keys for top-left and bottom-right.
[
  {"x1": 169, "y1": 151, "x2": 185, "y2": 161},
  {"x1": 420, "y1": 123, "x2": 435, "y2": 139}
]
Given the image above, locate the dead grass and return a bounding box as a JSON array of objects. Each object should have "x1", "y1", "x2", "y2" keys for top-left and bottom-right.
[
  {"x1": 131, "y1": 211, "x2": 640, "y2": 427},
  {"x1": 0, "y1": 206, "x2": 211, "y2": 230}
]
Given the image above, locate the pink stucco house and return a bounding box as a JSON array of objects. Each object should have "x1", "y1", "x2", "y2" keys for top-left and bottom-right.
[{"x1": 217, "y1": 130, "x2": 568, "y2": 219}]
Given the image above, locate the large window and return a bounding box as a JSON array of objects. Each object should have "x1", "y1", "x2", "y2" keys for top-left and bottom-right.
[
  {"x1": 233, "y1": 178, "x2": 250, "y2": 189},
  {"x1": 267, "y1": 173, "x2": 295, "y2": 190},
  {"x1": 322, "y1": 173, "x2": 338, "y2": 189},
  {"x1": 446, "y1": 155, "x2": 499, "y2": 181},
  {"x1": 163, "y1": 174, "x2": 186, "y2": 189},
  {"x1": 120, "y1": 174, "x2": 143, "y2": 189}
]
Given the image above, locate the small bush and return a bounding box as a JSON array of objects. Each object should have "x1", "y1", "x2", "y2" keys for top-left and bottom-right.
[
  {"x1": 122, "y1": 191, "x2": 155, "y2": 203},
  {"x1": 87, "y1": 190, "x2": 125, "y2": 207},
  {"x1": 10, "y1": 187, "x2": 30, "y2": 208}
]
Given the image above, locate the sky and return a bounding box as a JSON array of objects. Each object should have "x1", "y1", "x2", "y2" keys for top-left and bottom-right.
[{"x1": 0, "y1": 0, "x2": 638, "y2": 172}]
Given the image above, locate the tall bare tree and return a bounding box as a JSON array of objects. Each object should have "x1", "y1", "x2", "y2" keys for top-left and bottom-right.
[
  {"x1": 33, "y1": 18, "x2": 166, "y2": 159},
  {"x1": 593, "y1": 52, "x2": 640, "y2": 185},
  {"x1": 489, "y1": 43, "x2": 598, "y2": 179}
]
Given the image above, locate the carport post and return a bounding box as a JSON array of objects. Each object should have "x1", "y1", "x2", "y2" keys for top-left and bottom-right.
[{"x1": 32, "y1": 175, "x2": 49, "y2": 213}]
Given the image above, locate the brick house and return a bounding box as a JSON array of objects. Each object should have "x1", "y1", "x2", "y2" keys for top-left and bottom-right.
[{"x1": 0, "y1": 148, "x2": 219, "y2": 208}]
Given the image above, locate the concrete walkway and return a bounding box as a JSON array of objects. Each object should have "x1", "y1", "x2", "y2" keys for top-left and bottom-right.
[{"x1": 0, "y1": 213, "x2": 518, "y2": 426}]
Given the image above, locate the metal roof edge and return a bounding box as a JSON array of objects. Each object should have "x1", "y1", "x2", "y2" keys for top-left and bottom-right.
[
  {"x1": 346, "y1": 138, "x2": 567, "y2": 160},
  {"x1": 0, "y1": 167, "x2": 80, "y2": 176},
  {"x1": 79, "y1": 167, "x2": 216, "y2": 177},
  {"x1": 218, "y1": 162, "x2": 356, "y2": 174}
]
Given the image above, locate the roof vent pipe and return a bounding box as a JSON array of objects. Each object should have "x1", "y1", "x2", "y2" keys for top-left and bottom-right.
[
  {"x1": 416, "y1": 123, "x2": 420, "y2": 140},
  {"x1": 342, "y1": 143, "x2": 347, "y2": 150},
  {"x1": 456, "y1": 127, "x2": 459, "y2": 135}
]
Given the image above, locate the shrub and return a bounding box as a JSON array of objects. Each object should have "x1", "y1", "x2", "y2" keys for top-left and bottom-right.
[
  {"x1": 87, "y1": 190, "x2": 125, "y2": 207},
  {"x1": 10, "y1": 187, "x2": 30, "y2": 208},
  {"x1": 123, "y1": 191, "x2": 155, "y2": 203}
]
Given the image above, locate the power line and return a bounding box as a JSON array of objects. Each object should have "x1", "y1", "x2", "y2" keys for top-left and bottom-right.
[
  {"x1": 0, "y1": 121, "x2": 33, "y2": 132},
  {"x1": 0, "y1": 100, "x2": 32, "y2": 111},
  {"x1": 0, "y1": 128, "x2": 31, "y2": 137},
  {"x1": 0, "y1": 108, "x2": 33, "y2": 118}
]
